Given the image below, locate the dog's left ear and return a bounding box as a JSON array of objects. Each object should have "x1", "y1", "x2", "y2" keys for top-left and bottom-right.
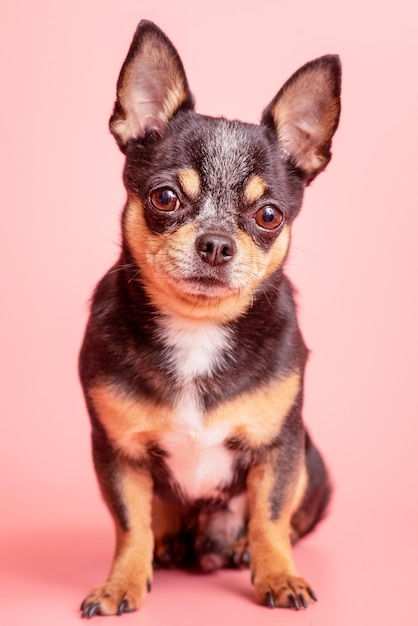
[
  {"x1": 109, "y1": 20, "x2": 195, "y2": 151},
  {"x1": 262, "y1": 55, "x2": 341, "y2": 183}
]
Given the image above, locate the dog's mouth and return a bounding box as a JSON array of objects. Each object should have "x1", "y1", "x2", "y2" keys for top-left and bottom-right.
[{"x1": 172, "y1": 273, "x2": 237, "y2": 299}]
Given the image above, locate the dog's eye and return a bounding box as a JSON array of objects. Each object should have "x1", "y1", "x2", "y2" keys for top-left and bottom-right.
[
  {"x1": 254, "y1": 205, "x2": 284, "y2": 230},
  {"x1": 150, "y1": 187, "x2": 181, "y2": 212}
]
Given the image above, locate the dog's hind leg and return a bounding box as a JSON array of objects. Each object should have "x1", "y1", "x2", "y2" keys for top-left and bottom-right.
[
  {"x1": 193, "y1": 493, "x2": 248, "y2": 571},
  {"x1": 152, "y1": 496, "x2": 192, "y2": 568},
  {"x1": 290, "y1": 431, "x2": 332, "y2": 543}
]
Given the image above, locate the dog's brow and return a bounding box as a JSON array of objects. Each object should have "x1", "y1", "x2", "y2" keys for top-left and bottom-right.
[
  {"x1": 244, "y1": 175, "x2": 267, "y2": 204},
  {"x1": 178, "y1": 168, "x2": 201, "y2": 199}
]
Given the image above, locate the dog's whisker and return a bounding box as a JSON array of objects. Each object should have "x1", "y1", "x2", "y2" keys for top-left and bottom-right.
[
  {"x1": 107, "y1": 263, "x2": 138, "y2": 275},
  {"x1": 291, "y1": 246, "x2": 321, "y2": 259},
  {"x1": 127, "y1": 271, "x2": 141, "y2": 284}
]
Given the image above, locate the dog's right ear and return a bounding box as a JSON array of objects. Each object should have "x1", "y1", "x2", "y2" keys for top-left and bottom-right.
[
  {"x1": 109, "y1": 20, "x2": 195, "y2": 151},
  {"x1": 262, "y1": 55, "x2": 341, "y2": 184}
]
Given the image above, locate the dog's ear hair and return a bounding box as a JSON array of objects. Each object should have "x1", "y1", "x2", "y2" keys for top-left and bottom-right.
[
  {"x1": 109, "y1": 20, "x2": 195, "y2": 151},
  {"x1": 262, "y1": 55, "x2": 341, "y2": 183}
]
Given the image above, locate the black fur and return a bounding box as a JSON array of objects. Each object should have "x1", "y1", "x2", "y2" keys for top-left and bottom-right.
[{"x1": 79, "y1": 20, "x2": 340, "y2": 617}]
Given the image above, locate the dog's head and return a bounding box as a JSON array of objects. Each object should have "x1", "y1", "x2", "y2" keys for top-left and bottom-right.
[{"x1": 110, "y1": 20, "x2": 341, "y2": 322}]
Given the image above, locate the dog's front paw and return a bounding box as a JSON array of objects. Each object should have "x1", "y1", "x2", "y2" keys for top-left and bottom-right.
[
  {"x1": 253, "y1": 572, "x2": 317, "y2": 610},
  {"x1": 81, "y1": 579, "x2": 151, "y2": 618}
]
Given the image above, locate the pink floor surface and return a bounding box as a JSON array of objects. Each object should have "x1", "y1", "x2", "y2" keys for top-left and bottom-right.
[{"x1": 2, "y1": 0, "x2": 418, "y2": 624}]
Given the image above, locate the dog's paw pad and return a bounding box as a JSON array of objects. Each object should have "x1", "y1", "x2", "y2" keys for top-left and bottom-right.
[{"x1": 254, "y1": 573, "x2": 317, "y2": 610}]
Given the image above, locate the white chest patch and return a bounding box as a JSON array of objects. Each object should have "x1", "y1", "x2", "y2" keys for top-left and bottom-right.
[
  {"x1": 158, "y1": 314, "x2": 234, "y2": 499},
  {"x1": 158, "y1": 313, "x2": 231, "y2": 384}
]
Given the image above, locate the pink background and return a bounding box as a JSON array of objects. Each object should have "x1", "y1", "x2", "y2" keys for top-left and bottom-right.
[{"x1": 1, "y1": 1, "x2": 417, "y2": 624}]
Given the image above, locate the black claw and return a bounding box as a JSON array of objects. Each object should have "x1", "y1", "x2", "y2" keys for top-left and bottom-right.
[
  {"x1": 307, "y1": 587, "x2": 318, "y2": 602},
  {"x1": 265, "y1": 591, "x2": 275, "y2": 609},
  {"x1": 231, "y1": 549, "x2": 250, "y2": 568},
  {"x1": 299, "y1": 594, "x2": 308, "y2": 609},
  {"x1": 251, "y1": 571, "x2": 255, "y2": 585},
  {"x1": 147, "y1": 579, "x2": 152, "y2": 593},
  {"x1": 288, "y1": 593, "x2": 301, "y2": 610},
  {"x1": 89, "y1": 603, "x2": 101, "y2": 619},
  {"x1": 241, "y1": 550, "x2": 251, "y2": 566},
  {"x1": 117, "y1": 600, "x2": 129, "y2": 616},
  {"x1": 81, "y1": 603, "x2": 101, "y2": 619}
]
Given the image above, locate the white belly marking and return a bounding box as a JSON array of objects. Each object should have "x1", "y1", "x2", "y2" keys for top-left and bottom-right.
[
  {"x1": 157, "y1": 314, "x2": 234, "y2": 499},
  {"x1": 162, "y1": 411, "x2": 234, "y2": 500},
  {"x1": 163, "y1": 386, "x2": 234, "y2": 499}
]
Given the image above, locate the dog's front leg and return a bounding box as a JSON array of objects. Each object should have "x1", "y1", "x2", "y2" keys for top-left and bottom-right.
[
  {"x1": 81, "y1": 461, "x2": 154, "y2": 618},
  {"x1": 247, "y1": 451, "x2": 316, "y2": 610}
]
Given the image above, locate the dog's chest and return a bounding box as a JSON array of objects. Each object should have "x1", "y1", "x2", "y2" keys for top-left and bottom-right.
[{"x1": 158, "y1": 315, "x2": 234, "y2": 500}]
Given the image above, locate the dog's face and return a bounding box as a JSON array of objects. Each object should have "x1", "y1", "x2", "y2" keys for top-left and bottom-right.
[
  {"x1": 110, "y1": 21, "x2": 341, "y2": 322},
  {"x1": 121, "y1": 116, "x2": 299, "y2": 322}
]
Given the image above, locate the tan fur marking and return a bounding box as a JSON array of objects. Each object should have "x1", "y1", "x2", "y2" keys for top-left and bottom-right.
[
  {"x1": 124, "y1": 198, "x2": 290, "y2": 322},
  {"x1": 89, "y1": 384, "x2": 172, "y2": 458},
  {"x1": 111, "y1": 467, "x2": 154, "y2": 581},
  {"x1": 144, "y1": 281, "x2": 254, "y2": 323},
  {"x1": 207, "y1": 370, "x2": 300, "y2": 447},
  {"x1": 178, "y1": 168, "x2": 201, "y2": 199},
  {"x1": 248, "y1": 462, "x2": 296, "y2": 576},
  {"x1": 82, "y1": 467, "x2": 154, "y2": 614},
  {"x1": 124, "y1": 198, "x2": 255, "y2": 322},
  {"x1": 289, "y1": 464, "x2": 309, "y2": 543},
  {"x1": 90, "y1": 370, "x2": 299, "y2": 461},
  {"x1": 244, "y1": 174, "x2": 267, "y2": 204},
  {"x1": 272, "y1": 66, "x2": 340, "y2": 177},
  {"x1": 291, "y1": 462, "x2": 309, "y2": 514},
  {"x1": 111, "y1": 37, "x2": 189, "y2": 145},
  {"x1": 235, "y1": 224, "x2": 291, "y2": 288},
  {"x1": 248, "y1": 460, "x2": 314, "y2": 607},
  {"x1": 152, "y1": 496, "x2": 185, "y2": 565},
  {"x1": 161, "y1": 83, "x2": 188, "y2": 125},
  {"x1": 264, "y1": 224, "x2": 292, "y2": 278},
  {"x1": 152, "y1": 496, "x2": 183, "y2": 541}
]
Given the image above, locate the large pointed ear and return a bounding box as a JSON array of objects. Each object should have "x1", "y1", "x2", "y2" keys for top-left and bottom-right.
[
  {"x1": 109, "y1": 20, "x2": 195, "y2": 151},
  {"x1": 262, "y1": 55, "x2": 341, "y2": 183}
]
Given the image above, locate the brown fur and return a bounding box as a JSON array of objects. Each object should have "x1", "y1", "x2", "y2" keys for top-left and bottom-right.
[
  {"x1": 178, "y1": 168, "x2": 201, "y2": 199},
  {"x1": 79, "y1": 19, "x2": 340, "y2": 618},
  {"x1": 81, "y1": 468, "x2": 153, "y2": 616}
]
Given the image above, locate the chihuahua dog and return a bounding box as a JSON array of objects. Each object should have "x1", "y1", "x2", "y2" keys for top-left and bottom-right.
[{"x1": 79, "y1": 20, "x2": 341, "y2": 618}]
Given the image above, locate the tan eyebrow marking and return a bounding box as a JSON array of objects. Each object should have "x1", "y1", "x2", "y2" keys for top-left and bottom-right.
[
  {"x1": 178, "y1": 168, "x2": 201, "y2": 199},
  {"x1": 244, "y1": 174, "x2": 267, "y2": 204}
]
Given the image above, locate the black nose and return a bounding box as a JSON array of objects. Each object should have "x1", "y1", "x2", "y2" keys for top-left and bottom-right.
[{"x1": 195, "y1": 232, "x2": 236, "y2": 267}]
